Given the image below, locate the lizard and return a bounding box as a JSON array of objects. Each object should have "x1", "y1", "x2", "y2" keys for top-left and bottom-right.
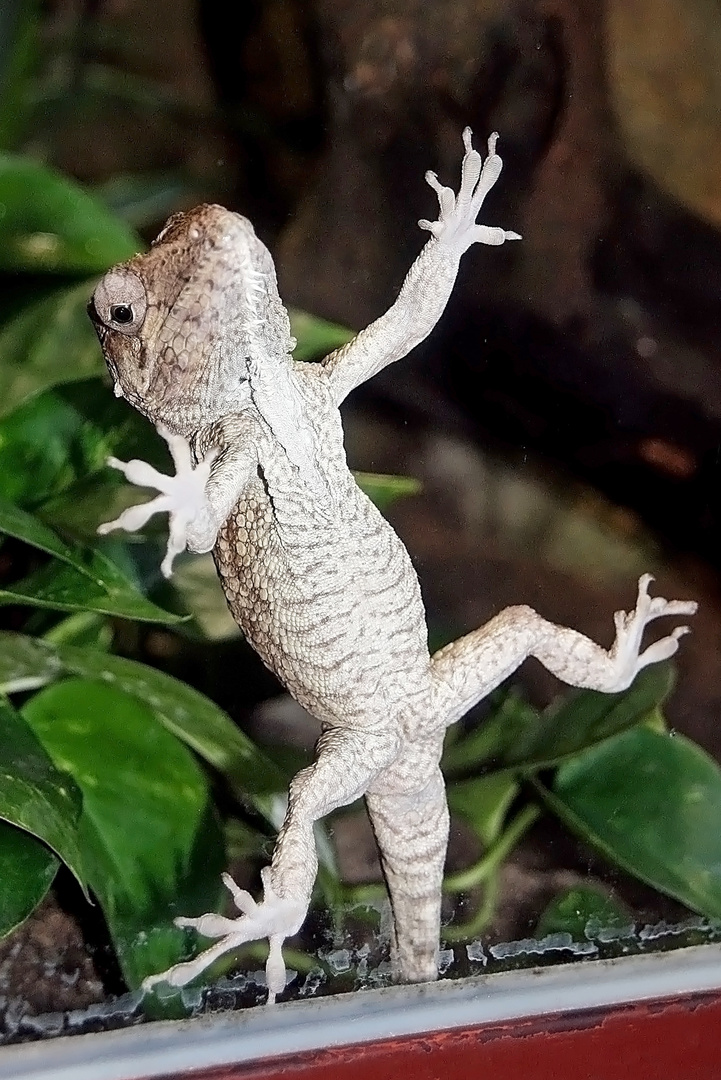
[{"x1": 88, "y1": 129, "x2": 697, "y2": 1003}]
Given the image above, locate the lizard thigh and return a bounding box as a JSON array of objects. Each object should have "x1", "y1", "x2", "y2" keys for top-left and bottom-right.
[{"x1": 270, "y1": 725, "x2": 401, "y2": 904}]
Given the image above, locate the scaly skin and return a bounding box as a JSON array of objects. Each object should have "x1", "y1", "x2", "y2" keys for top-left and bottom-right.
[{"x1": 90, "y1": 130, "x2": 697, "y2": 1002}]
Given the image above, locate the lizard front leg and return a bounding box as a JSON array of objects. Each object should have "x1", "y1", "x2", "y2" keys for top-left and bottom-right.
[
  {"x1": 98, "y1": 425, "x2": 220, "y2": 577},
  {"x1": 143, "y1": 726, "x2": 400, "y2": 1003},
  {"x1": 431, "y1": 574, "x2": 697, "y2": 728},
  {"x1": 98, "y1": 421, "x2": 258, "y2": 577},
  {"x1": 320, "y1": 129, "x2": 520, "y2": 405}
]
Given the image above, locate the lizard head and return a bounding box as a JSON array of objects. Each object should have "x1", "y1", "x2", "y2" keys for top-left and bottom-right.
[{"x1": 88, "y1": 205, "x2": 295, "y2": 431}]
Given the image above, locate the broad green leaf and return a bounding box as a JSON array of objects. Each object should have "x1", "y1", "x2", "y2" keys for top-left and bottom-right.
[
  {"x1": 447, "y1": 772, "x2": 519, "y2": 847},
  {"x1": 0, "y1": 630, "x2": 62, "y2": 695},
  {"x1": 546, "y1": 727, "x2": 721, "y2": 920},
  {"x1": 535, "y1": 886, "x2": 633, "y2": 942},
  {"x1": 0, "y1": 494, "x2": 183, "y2": 623},
  {"x1": 442, "y1": 691, "x2": 539, "y2": 776},
  {"x1": 289, "y1": 309, "x2": 353, "y2": 362},
  {"x1": 0, "y1": 0, "x2": 38, "y2": 150},
  {"x1": 0, "y1": 155, "x2": 139, "y2": 272},
  {"x1": 39, "y1": 478, "x2": 155, "y2": 544},
  {"x1": 172, "y1": 553, "x2": 240, "y2": 641},
  {"x1": 0, "y1": 822, "x2": 59, "y2": 938},
  {"x1": 0, "y1": 492, "x2": 79, "y2": 561},
  {"x1": 0, "y1": 632, "x2": 287, "y2": 821},
  {"x1": 0, "y1": 696, "x2": 85, "y2": 902},
  {"x1": 23, "y1": 679, "x2": 225, "y2": 989},
  {"x1": 0, "y1": 282, "x2": 105, "y2": 414},
  {"x1": 501, "y1": 663, "x2": 675, "y2": 772},
  {"x1": 42, "y1": 610, "x2": 113, "y2": 650},
  {"x1": 225, "y1": 816, "x2": 270, "y2": 862},
  {"x1": 354, "y1": 472, "x2": 421, "y2": 511},
  {"x1": 0, "y1": 376, "x2": 160, "y2": 505},
  {"x1": 0, "y1": 551, "x2": 184, "y2": 623}
]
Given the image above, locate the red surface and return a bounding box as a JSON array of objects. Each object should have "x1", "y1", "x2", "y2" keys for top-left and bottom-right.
[{"x1": 171, "y1": 992, "x2": 721, "y2": 1080}]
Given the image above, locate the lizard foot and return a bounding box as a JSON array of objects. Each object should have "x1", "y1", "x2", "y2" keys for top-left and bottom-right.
[
  {"x1": 608, "y1": 573, "x2": 697, "y2": 691},
  {"x1": 97, "y1": 424, "x2": 218, "y2": 577},
  {"x1": 141, "y1": 868, "x2": 308, "y2": 1004},
  {"x1": 419, "y1": 128, "x2": 521, "y2": 253}
]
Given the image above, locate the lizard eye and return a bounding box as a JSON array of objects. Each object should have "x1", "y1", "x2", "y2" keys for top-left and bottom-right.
[
  {"x1": 92, "y1": 270, "x2": 147, "y2": 335},
  {"x1": 110, "y1": 303, "x2": 134, "y2": 324}
]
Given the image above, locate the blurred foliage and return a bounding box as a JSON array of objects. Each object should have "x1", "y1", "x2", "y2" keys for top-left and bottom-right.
[{"x1": 0, "y1": 0, "x2": 39, "y2": 151}]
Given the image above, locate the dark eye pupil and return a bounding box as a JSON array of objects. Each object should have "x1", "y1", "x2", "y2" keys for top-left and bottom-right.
[{"x1": 110, "y1": 304, "x2": 133, "y2": 324}]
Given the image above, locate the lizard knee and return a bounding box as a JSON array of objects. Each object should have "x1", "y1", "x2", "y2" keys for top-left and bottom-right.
[{"x1": 502, "y1": 603, "x2": 539, "y2": 624}]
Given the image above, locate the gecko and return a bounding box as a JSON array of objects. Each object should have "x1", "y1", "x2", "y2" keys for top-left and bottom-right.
[{"x1": 88, "y1": 129, "x2": 697, "y2": 1003}]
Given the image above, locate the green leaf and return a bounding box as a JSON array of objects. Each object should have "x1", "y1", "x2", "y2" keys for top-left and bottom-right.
[
  {"x1": 0, "y1": 155, "x2": 139, "y2": 272},
  {"x1": 0, "y1": 696, "x2": 85, "y2": 906},
  {"x1": 544, "y1": 727, "x2": 721, "y2": 920},
  {"x1": 354, "y1": 472, "x2": 421, "y2": 512},
  {"x1": 39, "y1": 479, "x2": 151, "y2": 544},
  {"x1": 0, "y1": 551, "x2": 185, "y2": 623},
  {"x1": 447, "y1": 772, "x2": 519, "y2": 847},
  {"x1": 0, "y1": 376, "x2": 159, "y2": 504},
  {"x1": 0, "y1": 822, "x2": 59, "y2": 938},
  {"x1": 0, "y1": 491, "x2": 80, "y2": 561},
  {"x1": 225, "y1": 815, "x2": 270, "y2": 862},
  {"x1": 23, "y1": 679, "x2": 226, "y2": 989},
  {"x1": 0, "y1": 632, "x2": 288, "y2": 822},
  {"x1": 289, "y1": 309, "x2": 354, "y2": 362},
  {"x1": 0, "y1": 377, "x2": 170, "y2": 559},
  {"x1": 42, "y1": 610, "x2": 112, "y2": 651},
  {"x1": 442, "y1": 691, "x2": 539, "y2": 776},
  {"x1": 0, "y1": 281, "x2": 107, "y2": 415},
  {"x1": 172, "y1": 553, "x2": 240, "y2": 641},
  {"x1": 501, "y1": 663, "x2": 675, "y2": 772},
  {"x1": 535, "y1": 886, "x2": 633, "y2": 943},
  {"x1": 0, "y1": 494, "x2": 184, "y2": 623}
]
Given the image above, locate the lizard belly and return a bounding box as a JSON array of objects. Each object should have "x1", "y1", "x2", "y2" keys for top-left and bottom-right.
[{"x1": 213, "y1": 483, "x2": 431, "y2": 726}]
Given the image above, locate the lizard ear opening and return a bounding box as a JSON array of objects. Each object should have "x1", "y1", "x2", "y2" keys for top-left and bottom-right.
[{"x1": 92, "y1": 270, "x2": 148, "y2": 335}]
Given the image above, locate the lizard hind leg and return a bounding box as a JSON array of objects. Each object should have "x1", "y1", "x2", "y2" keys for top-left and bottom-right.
[
  {"x1": 366, "y1": 768, "x2": 449, "y2": 984},
  {"x1": 431, "y1": 573, "x2": 697, "y2": 728},
  {"x1": 143, "y1": 726, "x2": 400, "y2": 1003},
  {"x1": 141, "y1": 867, "x2": 306, "y2": 1004}
]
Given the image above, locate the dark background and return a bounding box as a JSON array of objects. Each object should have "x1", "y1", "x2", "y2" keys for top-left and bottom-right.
[{"x1": 30, "y1": 0, "x2": 721, "y2": 564}]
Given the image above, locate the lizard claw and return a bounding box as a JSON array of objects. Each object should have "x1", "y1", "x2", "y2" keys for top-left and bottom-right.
[
  {"x1": 606, "y1": 574, "x2": 698, "y2": 691},
  {"x1": 141, "y1": 867, "x2": 308, "y2": 1004},
  {"x1": 97, "y1": 425, "x2": 218, "y2": 577},
  {"x1": 419, "y1": 128, "x2": 521, "y2": 253}
]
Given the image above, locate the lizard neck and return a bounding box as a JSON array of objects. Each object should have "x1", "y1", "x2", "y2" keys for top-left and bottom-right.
[{"x1": 247, "y1": 353, "x2": 322, "y2": 483}]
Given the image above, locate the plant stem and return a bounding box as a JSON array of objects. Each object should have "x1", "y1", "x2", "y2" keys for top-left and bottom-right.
[
  {"x1": 243, "y1": 941, "x2": 318, "y2": 975},
  {"x1": 42, "y1": 610, "x2": 108, "y2": 646},
  {"x1": 444, "y1": 802, "x2": 542, "y2": 894},
  {"x1": 443, "y1": 872, "x2": 501, "y2": 943},
  {"x1": 343, "y1": 881, "x2": 387, "y2": 905}
]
